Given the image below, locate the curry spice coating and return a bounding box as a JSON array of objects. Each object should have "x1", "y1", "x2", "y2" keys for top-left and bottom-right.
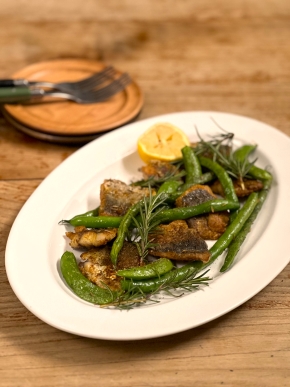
[
  {"x1": 139, "y1": 160, "x2": 178, "y2": 179},
  {"x1": 66, "y1": 226, "x2": 117, "y2": 249},
  {"x1": 175, "y1": 184, "x2": 230, "y2": 240},
  {"x1": 79, "y1": 242, "x2": 141, "y2": 291},
  {"x1": 99, "y1": 179, "x2": 154, "y2": 217},
  {"x1": 149, "y1": 220, "x2": 210, "y2": 262},
  {"x1": 211, "y1": 178, "x2": 263, "y2": 198}
]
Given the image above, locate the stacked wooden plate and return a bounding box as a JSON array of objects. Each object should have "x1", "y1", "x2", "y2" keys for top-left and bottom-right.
[{"x1": 2, "y1": 59, "x2": 143, "y2": 143}]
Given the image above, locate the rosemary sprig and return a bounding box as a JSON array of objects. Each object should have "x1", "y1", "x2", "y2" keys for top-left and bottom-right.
[
  {"x1": 130, "y1": 189, "x2": 168, "y2": 262},
  {"x1": 101, "y1": 281, "x2": 159, "y2": 310},
  {"x1": 160, "y1": 269, "x2": 210, "y2": 294},
  {"x1": 103, "y1": 268, "x2": 211, "y2": 310},
  {"x1": 131, "y1": 170, "x2": 186, "y2": 188},
  {"x1": 194, "y1": 124, "x2": 234, "y2": 160},
  {"x1": 194, "y1": 125, "x2": 257, "y2": 186}
]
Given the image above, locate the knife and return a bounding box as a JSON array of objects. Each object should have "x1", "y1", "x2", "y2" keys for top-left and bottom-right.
[{"x1": 0, "y1": 79, "x2": 30, "y2": 87}]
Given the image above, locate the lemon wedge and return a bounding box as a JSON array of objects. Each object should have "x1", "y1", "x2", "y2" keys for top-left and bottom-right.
[{"x1": 137, "y1": 122, "x2": 190, "y2": 163}]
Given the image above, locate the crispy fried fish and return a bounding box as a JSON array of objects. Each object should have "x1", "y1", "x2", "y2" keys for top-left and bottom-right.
[
  {"x1": 149, "y1": 220, "x2": 210, "y2": 262},
  {"x1": 211, "y1": 178, "x2": 263, "y2": 198},
  {"x1": 175, "y1": 184, "x2": 230, "y2": 240},
  {"x1": 79, "y1": 242, "x2": 141, "y2": 291},
  {"x1": 175, "y1": 184, "x2": 216, "y2": 207},
  {"x1": 187, "y1": 212, "x2": 229, "y2": 240},
  {"x1": 66, "y1": 226, "x2": 117, "y2": 249},
  {"x1": 99, "y1": 179, "x2": 154, "y2": 217},
  {"x1": 139, "y1": 160, "x2": 177, "y2": 180}
]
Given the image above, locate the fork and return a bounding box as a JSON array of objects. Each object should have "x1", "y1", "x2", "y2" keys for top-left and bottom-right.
[
  {"x1": 0, "y1": 66, "x2": 116, "y2": 94},
  {"x1": 0, "y1": 73, "x2": 132, "y2": 104}
]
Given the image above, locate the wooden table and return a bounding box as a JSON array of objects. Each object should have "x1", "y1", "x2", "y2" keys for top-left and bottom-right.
[{"x1": 1, "y1": 1, "x2": 289, "y2": 386}]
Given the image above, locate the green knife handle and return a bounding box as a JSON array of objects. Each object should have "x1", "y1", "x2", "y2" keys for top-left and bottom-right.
[{"x1": 0, "y1": 87, "x2": 32, "y2": 103}]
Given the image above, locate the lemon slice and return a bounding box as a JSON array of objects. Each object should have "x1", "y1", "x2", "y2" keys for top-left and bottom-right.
[{"x1": 137, "y1": 122, "x2": 190, "y2": 163}]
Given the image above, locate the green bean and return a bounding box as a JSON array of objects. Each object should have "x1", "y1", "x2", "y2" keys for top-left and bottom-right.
[
  {"x1": 233, "y1": 144, "x2": 257, "y2": 161},
  {"x1": 121, "y1": 262, "x2": 201, "y2": 293},
  {"x1": 117, "y1": 258, "x2": 174, "y2": 280},
  {"x1": 198, "y1": 156, "x2": 239, "y2": 204},
  {"x1": 60, "y1": 251, "x2": 116, "y2": 304},
  {"x1": 81, "y1": 207, "x2": 99, "y2": 217},
  {"x1": 220, "y1": 178, "x2": 272, "y2": 272},
  {"x1": 110, "y1": 200, "x2": 144, "y2": 266},
  {"x1": 201, "y1": 192, "x2": 259, "y2": 269},
  {"x1": 61, "y1": 215, "x2": 122, "y2": 228},
  {"x1": 157, "y1": 180, "x2": 181, "y2": 195},
  {"x1": 195, "y1": 171, "x2": 215, "y2": 185},
  {"x1": 154, "y1": 198, "x2": 240, "y2": 224},
  {"x1": 182, "y1": 146, "x2": 202, "y2": 185},
  {"x1": 59, "y1": 207, "x2": 99, "y2": 225},
  {"x1": 233, "y1": 144, "x2": 272, "y2": 181},
  {"x1": 62, "y1": 198, "x2": 238, "y2": 230},
  {"x1": 248, "y1": 165, "x2": 272, "y2": 181}
]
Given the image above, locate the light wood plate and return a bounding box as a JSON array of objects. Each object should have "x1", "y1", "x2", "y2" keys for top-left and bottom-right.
[
  {"x1": 1, "y1": 108, "x2": 101, "y2": 144},
  {"x1": 3, "y1": 59, "x2": 143, "y2": 136}
]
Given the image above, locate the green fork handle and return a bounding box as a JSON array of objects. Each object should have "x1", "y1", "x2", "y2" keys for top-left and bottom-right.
[{"x1": 0, "y1": 87, "x2": 32, "y2": 103}]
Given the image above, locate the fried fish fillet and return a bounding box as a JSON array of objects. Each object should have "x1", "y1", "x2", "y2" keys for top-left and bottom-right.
[
  {"x1": 149, "y1": 220, "x2": 210, "y2": 262},
  {"x1": 187, "y1": 212, "x2": 229, "y2": 240},
  {"x1": 139, "y1": 160, "x2": 178, "y2": 179},
  {"x1": 66, "y1": 226, "x2": 117, "y2": 249},
  {"x1": 175, "y1": 184, "x2": 216, "y2": 207},
  {"x1": 175, "y1": 184, "x2": 230, "y2": 240},
  {"x1": 211, "y1": 178, "x2": 263, "y2": 198},
  {"x1": 79, "y1": 242, "x2": 141, "y2": 291},
  {"x1": 99, "y1": 179, "x2": 154, "y2": 217}
]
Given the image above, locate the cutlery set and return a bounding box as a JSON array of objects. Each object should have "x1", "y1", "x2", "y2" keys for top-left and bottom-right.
[
  {"x1": 0, "y1": 59, "x2": 143, "y2": 143},
  {"x1": 0, "y1": 66, "x2": 132, "y2": 104}
]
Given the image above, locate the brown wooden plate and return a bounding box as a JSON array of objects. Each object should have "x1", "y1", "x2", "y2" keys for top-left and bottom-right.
[
  {"x1": 3, "y1": 59, "x2": 143, "y2": 136},
  {"x1": 1, "y1": 108, "x2": 101, "y2": 144}
]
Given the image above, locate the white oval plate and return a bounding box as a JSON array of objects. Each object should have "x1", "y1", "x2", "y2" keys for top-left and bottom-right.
[{"x1": 5, "y1": 111, "x2": 290, "y2": 341}]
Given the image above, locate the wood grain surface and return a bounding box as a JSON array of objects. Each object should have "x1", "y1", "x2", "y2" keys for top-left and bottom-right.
[{"x1": 0, "y1": 1, "x2": 289, "y2": 386}]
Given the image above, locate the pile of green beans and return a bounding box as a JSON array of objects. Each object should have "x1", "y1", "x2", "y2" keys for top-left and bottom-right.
[
  {"x1": 220, "y1": 178, "x2": 272, "y2": 272},
  {"x1": 205, "y1": 192, "x2": 259, "y2": 268},
  {"x1": 59, "y1": 141, "x2": 273, "y2": 306},
  {"x1": 110, "y1": 197, "x2": 239, "y2": 266},
  {"x1": 218, "y1": 145, "x2": 273, "y2": 272}
]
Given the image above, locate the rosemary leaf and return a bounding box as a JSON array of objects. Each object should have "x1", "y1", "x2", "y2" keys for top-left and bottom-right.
[{"x1": 104, "y1": 268, "x2": 211, "y2": 310}]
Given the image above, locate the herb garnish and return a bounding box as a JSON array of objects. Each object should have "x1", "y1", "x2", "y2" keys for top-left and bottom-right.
[
  {"x1": 129, "y1": 189, "x2": 168, "y2": 262},
  {"x1": 131, "y1": 169, "x2": 186, "y2": 188},
  {"x1": 194, "y1": 122, "x2": 257, "y2": 187},
  {"x1": 102, "y1": 268, "x2": 211, "y2": 310}
]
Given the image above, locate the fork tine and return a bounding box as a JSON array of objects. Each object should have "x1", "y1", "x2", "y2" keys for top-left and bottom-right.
[
  {"x1": 70, "y1": 67, "x2": 115, "y2": 87},
  {"x1": 82, "y1": 73, "x2": 131, "y2": 100},
  {"x1": 59, "y1": 66, "x2": 116, "y2": 91},
  {"x1": 85, "y1": 74, "x2": 131, "y2": 97},
  {"x1": 15, "y1": 73, "x2": 133, "y2": 104}
]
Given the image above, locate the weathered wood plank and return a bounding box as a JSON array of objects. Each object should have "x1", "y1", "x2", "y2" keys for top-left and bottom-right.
[
  {"x1": 0, "y1": 1, "x2": 290, "y2": 385},
  {"x1": 1, "y1": 0, "x2": 290, "y2": 21}
]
